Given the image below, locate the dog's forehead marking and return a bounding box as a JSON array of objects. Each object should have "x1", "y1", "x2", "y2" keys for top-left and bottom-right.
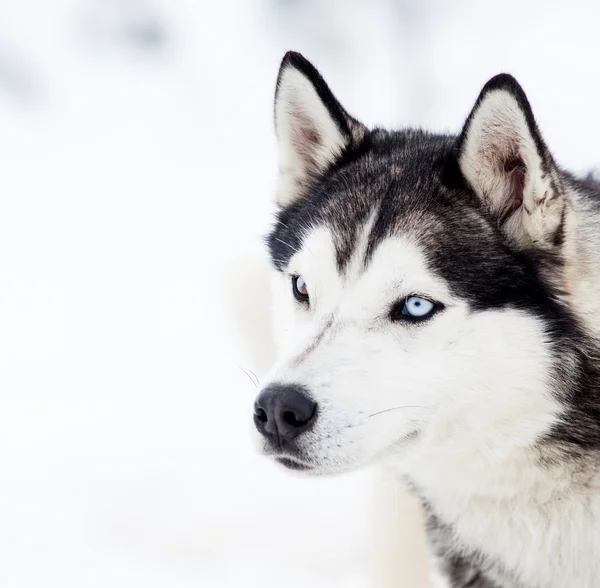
[
  {"x1": 310, "y1": 178, "x2": 455, "y2": 278},
  {"x1": 344, "y1": 206, "x2": 381, "y2": 278},
  {"x1": 361, "y1": 236, "x2": 453, "y2": 298},
  {"x1": 292, "y1": 221, "x2": 451, "y2": 310}
]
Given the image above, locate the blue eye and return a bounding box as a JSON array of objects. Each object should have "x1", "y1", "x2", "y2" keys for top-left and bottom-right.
[
  {"x1": 403, "y1": 296, "x2": 435, "y2": 318},
  {"x1": 402, "y1": 296, "x2": 435, "y2": 318},
  {"x1": 390, "y1": 296, "x2": 440, "y2": 322}
]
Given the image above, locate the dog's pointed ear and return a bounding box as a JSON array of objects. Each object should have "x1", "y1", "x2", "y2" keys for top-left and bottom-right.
[
  {"x1": 457, "y1": 74, "x2": 566, "y2": 249},
  {"x1": 274, "y1": 52, "x2": 367, "y2": 207}
]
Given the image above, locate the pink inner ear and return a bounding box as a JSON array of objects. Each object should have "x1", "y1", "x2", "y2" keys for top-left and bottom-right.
[
  {"x1": 292, "y1": 108, "x2": 321, "y2": 147},
  {"x1": 290, "y1": 108, "x2": 322, "y2": 174},
  {"x1": 499, "y1": 156, "x2": 526, "y2": 225}
]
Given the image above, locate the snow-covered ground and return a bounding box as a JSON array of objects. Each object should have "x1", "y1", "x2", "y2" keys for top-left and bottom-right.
[{"x1": 1, "y1": 1, "x2": 599, "y2": 587}]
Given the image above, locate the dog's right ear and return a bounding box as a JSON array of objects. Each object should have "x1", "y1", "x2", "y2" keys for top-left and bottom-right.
[{"x1": 274, "y1": 52, "x2": 366, "y2": 207}]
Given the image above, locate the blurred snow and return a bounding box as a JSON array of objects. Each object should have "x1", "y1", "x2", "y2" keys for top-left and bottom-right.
[{"x1": 0, "y1": 1, "x2": 599, "y2": 587}]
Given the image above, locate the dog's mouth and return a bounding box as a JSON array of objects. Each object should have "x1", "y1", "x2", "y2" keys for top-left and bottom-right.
[
  {"x1": 261, "y1": 439, "x2": 316, "y2": 471},
  {"x1": 261, "y1": 427, "x2": 423, "y2": 476},
  {"x1": 274, "y1": 455, "x2": 314, "y2": 471}
]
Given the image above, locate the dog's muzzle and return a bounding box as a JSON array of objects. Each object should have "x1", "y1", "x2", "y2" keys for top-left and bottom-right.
[{"x1": 253, "y1": 384, "x2": 317, "y2": 448}]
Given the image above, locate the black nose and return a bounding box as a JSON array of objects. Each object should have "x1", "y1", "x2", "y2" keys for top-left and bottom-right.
[{"x1": 254, "y1": 384, "x2": 317, "y2": 446}]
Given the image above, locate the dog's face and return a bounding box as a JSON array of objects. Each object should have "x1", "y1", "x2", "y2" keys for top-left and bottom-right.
[{"x1": 253, "y1": 53, "x2": 570, "y2": 476}]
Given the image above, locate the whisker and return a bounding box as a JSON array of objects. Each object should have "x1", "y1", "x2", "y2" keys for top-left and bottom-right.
[
  {"x1": 273, "y1": 237, "x2": 298, "y2": 253},
  {"x1": 270, "y1": 222, "x2": 316, "y2": 258},
  {"x1": 245, "y1": 368, "x2": 260, "y2": 387},
  {"x1": 368, "y1": 405, "x2": 430, "y2": 418},
  {"x1": 238, "y1": 366, "x2": 259, "y2": 389}
]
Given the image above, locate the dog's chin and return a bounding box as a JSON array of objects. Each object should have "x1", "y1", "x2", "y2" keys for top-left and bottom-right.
[
  {"x1": 271, "y1": 448, "x2": 383, "y2": 477},
  {"x1": 266, "y1": 451, "x2": 346, "y2": 476},
  {"x1": 272, "y1": 455, "x2": 349, "y2": 477}
]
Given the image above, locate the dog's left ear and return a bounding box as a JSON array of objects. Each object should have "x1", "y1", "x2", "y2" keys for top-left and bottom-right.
[
  {"x1": 274, "y1": 52, "x2": 367, "y2": 207},
  {"x1": 457, "y1": 74, "x2": 566, "y2": 249}
]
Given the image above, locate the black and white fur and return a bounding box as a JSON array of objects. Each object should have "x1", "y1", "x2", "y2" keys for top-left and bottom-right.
[{"x1": 253, "y1": 51, "x2": 600, "y2": 588}]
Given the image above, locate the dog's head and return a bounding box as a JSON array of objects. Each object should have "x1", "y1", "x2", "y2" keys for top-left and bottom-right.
[{"x1": 253, "y1": 52, "x2": 575, "y2": 477}]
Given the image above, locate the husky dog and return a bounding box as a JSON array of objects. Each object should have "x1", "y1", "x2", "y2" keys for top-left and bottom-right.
[{"x1": 252, "y1": 51, "x2": 600, "y2": 588}]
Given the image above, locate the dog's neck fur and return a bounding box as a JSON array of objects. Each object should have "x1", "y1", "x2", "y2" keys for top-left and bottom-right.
[
  {"x1": 403, "y1": 455, "x2": 600, "y2": 588},
  {"x1": 391, "y1": 184, "x2": 600, "y2": 587}
]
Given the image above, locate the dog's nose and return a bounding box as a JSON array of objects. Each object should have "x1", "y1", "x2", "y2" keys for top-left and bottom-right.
[{"x1": 253, "y1": 384, "x2": 317, "y2": 445}]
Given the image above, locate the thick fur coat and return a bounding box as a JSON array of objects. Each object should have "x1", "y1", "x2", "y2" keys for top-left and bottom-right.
[{"x1": 252, "y1": 52, "x2": 600, "y2": 588}]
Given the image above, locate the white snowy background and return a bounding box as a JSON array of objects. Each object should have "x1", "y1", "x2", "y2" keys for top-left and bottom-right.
[{"x1": 1, "y1": 1, "x2": 599, "y2": 587}]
